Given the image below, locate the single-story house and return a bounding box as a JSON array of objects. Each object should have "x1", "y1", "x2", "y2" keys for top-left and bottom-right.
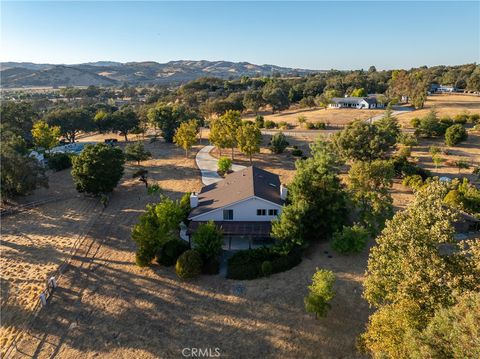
[
  {"x1": 187, "y1": 166, "x2": 286, "y2": 249},
  {"x1": 330, "y1": 96, "x2": 384, "y2": 109},
  {"x1": 430, "y1": 84, "x2": 460, "y2": 93}
]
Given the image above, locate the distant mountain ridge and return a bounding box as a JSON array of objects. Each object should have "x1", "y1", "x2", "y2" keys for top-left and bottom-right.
[{"x1": 0, "y1": 60, "x2": 319, "y2": 88}]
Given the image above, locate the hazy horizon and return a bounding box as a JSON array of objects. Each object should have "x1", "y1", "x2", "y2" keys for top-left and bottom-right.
[{"x1": 1, "y1": 1, "x2": 479, "y2": 70}]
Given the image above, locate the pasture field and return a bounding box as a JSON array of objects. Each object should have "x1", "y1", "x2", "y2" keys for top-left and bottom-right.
[
  {"x1": 245, "y1": 106, "x2": 384, "y2": 127},
  {"x1": 396, "y1": 93, "x2": 480, "y2": 126},
  {"x1": 4, "y1": 134, "x2": 370, "y2": 359},
  {"x1": 3, "y1": 93, "x2": 480, "y2": 358},
  {"x1": 1, "y1": 137, "x2": 202, "y2": 357}
]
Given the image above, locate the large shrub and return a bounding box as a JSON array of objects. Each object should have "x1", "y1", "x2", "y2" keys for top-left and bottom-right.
[
  {"x1": 124, "y1": 141, "x2": 151, "y2": 164},
  {"x1": 132, "y1": 197, "x2": 185, "y2": 267},
  {"x1": 402, "y1": 174, "x2": 424, "y2": 191},
  {"x1": 453, "y1": 112, "x2": 469, "y2": 124},
  {"x1": 47, "y1": 152, "x2": 72, "y2": 171},
  {"x1": 291, "y1": 148, "x2": 303, "y2": 157},
  {"x1": 226, "y1": 246, "x2": 302, "y2": 280},
  {"x1": 304, "y1": 268, "x2": 336, "y2": 318},
  {"x1": 179, "y1": 192, "x2": 191, "y2": 222},
  {"x1": 255, "y1": 115, "x2": 265, "y2": 128},
  {"x1": 264, "y1": 120, "x2": 277, "y2": 129},
  {"x1": 304, "y1": 122, "x2": 315, "y2": 130},
  {"x1": 390, "y1": 155, "x2": 431, "y2": 179},
  {"x1": 156, "y1": 239, "x2": 190, "y2": 266},
  {"x1": 192, "y1": 221, "x2": 223, "y2": 274},
  {"x1": 217, "y1": 156, "x2": 232, "y2": 175},
  {"x1": 175, "y1": 249, "x2": 203, "y2": 279},
  {"x1": 445, "y1": 124, "x2": 468, "y2": 146},
  {"x1": 414, "y1": 111, "x2": 451, "y2": 138},
  {"x1": 269, "y1": 132, "x2": 289, "y2": 154},
  {"x1": 398, "y1": 133, "x2": 418, "y2": 146},
  {"x1": 331, "y1": 224, "x2": 369, "y2": 254}
]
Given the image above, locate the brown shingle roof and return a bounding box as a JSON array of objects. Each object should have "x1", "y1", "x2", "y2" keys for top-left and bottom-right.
[{"x1": 188, "y1": 166, "x2": 283, "y2": 219}]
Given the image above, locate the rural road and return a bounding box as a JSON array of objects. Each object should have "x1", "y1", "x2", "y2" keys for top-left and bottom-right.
[{"x1": 195, "y1": 145, "x2": 246, "y2": 185}]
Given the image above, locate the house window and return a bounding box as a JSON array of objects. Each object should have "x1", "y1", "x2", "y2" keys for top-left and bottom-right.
[
  {"x1": 257, "y1": 209, "x2": 266, "y2": 216},
  {"x1": 268, "y1": 209, "x2": 279, "y2": 216},
  {"x1": 223, "y1": 209, "x2": 233, "y2": 220}
]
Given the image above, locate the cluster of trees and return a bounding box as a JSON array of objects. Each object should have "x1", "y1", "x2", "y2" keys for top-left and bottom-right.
[
  {"x1": 271, "y1": 109, "x2": 408, "y2": 260},
  {"x1": 443, "y1": 178, "x2": 480, "y2": 216},
  {"x1": 132, "y1": 196, "x2": 190, "y2": 266},
  {"x1": 147, "y1": 103, "x2": 202, "y2": 143},
  {"x1": 132, "y1": 195, "x2": 224, "y2": 279},
  {"x1": 410, "y1": 110, "x2": 477, "y2": 147},
  {"x1": 1, "y1": 102, "x2": 48, "y2": 198},
  {"x1": 209, "y1": 110, "x2": 262, "y2": 163},
  {"x1": 171, "y1": 64, "x2": 479, "y2": 117},
  {"x1": 360, "y1": 181, "x2": 480, "y2": 357},
  {"x1": 0, "y1": 100, "x2": 149, "y2": 200}
]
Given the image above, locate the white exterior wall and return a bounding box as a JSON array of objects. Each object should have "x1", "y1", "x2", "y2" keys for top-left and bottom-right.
[
  {"x1": 359, "y1": 100, "x2": 369, "y2": 108},
  {"x1": 190, "y1": 196, "x2": 283, "y2": 222}
]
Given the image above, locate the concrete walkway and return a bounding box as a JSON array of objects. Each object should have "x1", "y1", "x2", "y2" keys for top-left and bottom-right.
[{"x1": 195, "y1": 145, "x2": 246, "y2": 185}]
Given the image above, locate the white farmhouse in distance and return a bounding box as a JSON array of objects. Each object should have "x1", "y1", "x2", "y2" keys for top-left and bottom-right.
[
  {"x1": 187, "y1": 166, "x2": 286, "y2": 249},
  {"x1": 330, "y1": 96, "x2": 384, "y2": 109}
]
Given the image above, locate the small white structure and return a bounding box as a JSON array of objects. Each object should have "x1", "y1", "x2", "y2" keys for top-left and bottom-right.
[
  {"x1": 190, "y1": 192, "x2": 199, "y2": 208},
  {"x1": 280, "y1": 184, "x2": 288, "y2": 200},
  {"x1": 29, "y1": 150, "x2": 45, "y2": 162}
]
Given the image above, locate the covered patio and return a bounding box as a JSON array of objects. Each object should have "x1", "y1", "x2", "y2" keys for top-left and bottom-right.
[{"x1": 187, "y1": 221, "x2": 274, "y2": 250}]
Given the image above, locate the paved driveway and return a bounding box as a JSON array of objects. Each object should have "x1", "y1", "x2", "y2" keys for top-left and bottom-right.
[
  {"x1": 365, "y1": 106, "x2": 414, "y2": 123},
  {"x1": 195, "y1": 145, "x2": 246, "y2": 185}
]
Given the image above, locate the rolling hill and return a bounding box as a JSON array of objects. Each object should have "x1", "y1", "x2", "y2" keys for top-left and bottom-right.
[{"x1": 0, "y1": 60, "x2": 318, "y2": 88}]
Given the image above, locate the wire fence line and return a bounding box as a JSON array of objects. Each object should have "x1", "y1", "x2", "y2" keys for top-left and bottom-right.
[
  {"x1": 2, "y1": 200, "x2": 103, "y2": 359},
  {"x1": 260, "y1": 125, "x2": 346, "y2": 138}
]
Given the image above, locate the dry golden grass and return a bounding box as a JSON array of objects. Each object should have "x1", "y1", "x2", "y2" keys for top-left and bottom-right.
[
  {"x1": 409, "y1": 130, "x2": 480, "y2": 184},
  {"x1": 6, "y1": 134, "x2": 371, "y2": 359},
  {"x1": 245, "y1": 106, "x2": 384, "y2": 127},
  {"x1": 5, "y1": 105, "x2": 478, "y2": 357},
  {"x1": 396, "y1": 94, "x2": 480, "y2": 126},
  {"x1": 1, "y1": 136, "x2": 202, "y2": 356}
]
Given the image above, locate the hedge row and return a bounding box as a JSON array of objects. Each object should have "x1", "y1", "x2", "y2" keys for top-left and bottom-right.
[{"x1": 226, "y1": 246, "x2": 302, "y2": 280}]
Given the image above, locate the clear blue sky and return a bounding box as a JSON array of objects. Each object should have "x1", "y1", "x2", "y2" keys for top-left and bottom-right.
[{"x1": 1, "y1": 1, "x2": 479, "y2": 70}]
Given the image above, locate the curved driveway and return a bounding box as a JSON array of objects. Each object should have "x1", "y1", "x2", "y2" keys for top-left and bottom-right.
[
  {"x1": 195, "y1": 107, "x2": 415, "y2": 185},
  {"x1": 195, "y1": 145, "x2": 246, "y2": 185}
]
